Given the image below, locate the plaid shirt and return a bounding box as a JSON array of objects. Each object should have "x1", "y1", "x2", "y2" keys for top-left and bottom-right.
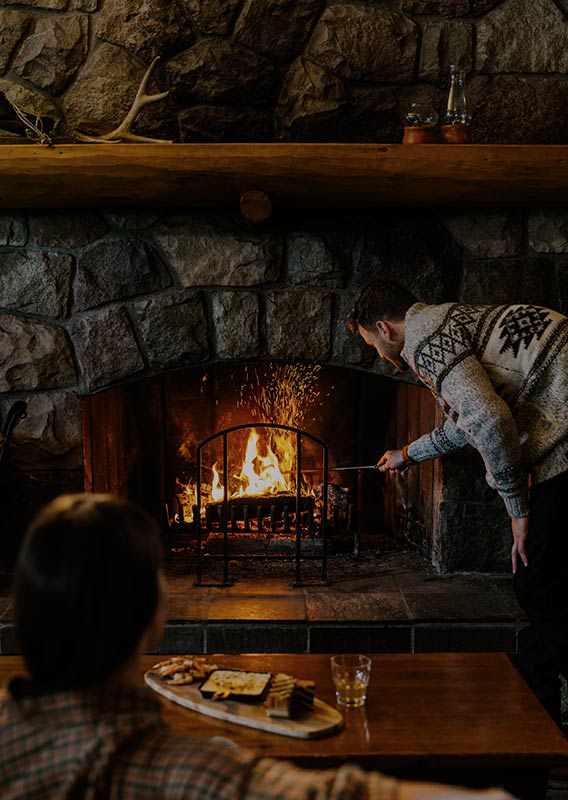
[{"x1": 0, "y1": 678, "x2": 399, "y2": 800}]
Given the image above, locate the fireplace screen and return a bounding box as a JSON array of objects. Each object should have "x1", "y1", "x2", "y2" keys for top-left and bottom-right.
[{"x1": 185, "y1": 422, "x2": 329, "y2": 586}]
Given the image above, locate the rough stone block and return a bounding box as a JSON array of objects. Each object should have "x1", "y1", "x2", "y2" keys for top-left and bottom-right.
[
  {"x1": 74, "y1": 240, "x2": 170, "y2": 312},
  {"x1": 419, "y1": 20, "x2": 473, "y2": 83},
  {"x1": 0, "y1": 0, "x2": 67, "y2": 7},
  {"x1": 529, "y1": 210, "x2": 568, "y2": 254},
  {"x1": 556, "y1": 263, "x2": 568, "y2": 317},
  {"x1": 307, "y1": 5, "x2": 418, "y2": 83},
  {"x1": 275, "y1": 57, "x2": 347, "y2": 142},
  {"x1": 181, "y1": 0, "x2": 240, "y2": 34},
  {"x1": 0, "y1": 250, "x2": 72, "y2": 318},
  {"x1": 12, "y1": 15, "x2": 88, "y2": 96},
  {"x1": 96, "y1": 0, "x2": 194, "y2": 64},
  {"x1": 167, "y1": 39, "x2": 274, "y2": 105},
  {"x1": 287, "y1": 232, "x2": 341, "y2": 287},
  {"x1": 75, "y1": 0, "x2": 97, "y2": 10},
  {"x1": 152, "y1": 214, "x2": 281, "y2": 286},
  {"x1": 265, "y1": 289, "x2": 332, "y2": 361},
  {"x1": 470, "y1": 0, "x2": 507, "y2": 13},
  {"x1": 234, "y1": 0, "x2": 323, "y2": 62},
  {"x1": 441, "y1": 211, "x2": 522, "y2": 258},
  {"x1": 462, "y1": 258, "x2": 554, "y2": 307},
  {"x1": 212, "y1": 291, "x2": 259, "y2": 359},
  {"x1": 403, "y1": 0, "x2": 506, "y2": 13},
  {"x1": 178, "y1": 105, "x2": 271, "y2": 143},
  {"x1": 0, "y1": 314, "x2": 76, "y2": 392},
  {"x1": 68, "y1": 306, "x2": 144, "y2": 390},
  {"x1": 439, "y1": 450, "x2": 498, "y2": 504},
  {"x1": 433, "y1": 501, "x2": 510, "y2": 573},
  {"x1": 477, "y1": 0, "x2": 568, "y2": 74},
  {"x1": 348, "y1": 86, "x2": 400, "y2": 143},
  {"x1": 0, "y1": 10, "x2": 31, "y2": 76},
  {"x1": 133, "y1": 291, "x2": 208, "y2": 369},
  {"x1": 0, "y1": 79, "x2": 61, "y2": 136},
  {"x1": 2, "y1": 391, "x2": 82, "y2": 469},
  {"x1": 0, "y1": 215, "x2": 27, "y2": 246},
  {"x1": 402, "y1": 0, "x2": 469, "y2": 14},
  {"x1": 64, "y1": 42, "x2": 176, "y2": 141},
  {"x1": 30, "y1": 212, "x2": 108, "y2": 247},
  {"x1": 332, "y1": 291, "x2": 378, "y2": 368},
  {"x1": 470, "y1": 75, "x2": 568, "y2": 144},
  {"x1": 353, "y1": 213, "x2": 462, "y2": 303},
  {"x1": 105, "y1": 212, "x2": 159, "y2": 230}
]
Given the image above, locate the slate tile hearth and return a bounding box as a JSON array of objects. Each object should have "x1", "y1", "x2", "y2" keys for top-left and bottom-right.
[{"x1": 0, "y1": 552, "x2": 526, "y2": 656}]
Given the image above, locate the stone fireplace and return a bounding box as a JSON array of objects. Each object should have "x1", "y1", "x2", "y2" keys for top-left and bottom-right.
[
  {"x1": 1, "y1": 0, "x2": 568, "y2": 652},
  {"x1": 3, "y1": 203, "x2": 568, "y2": 577}
]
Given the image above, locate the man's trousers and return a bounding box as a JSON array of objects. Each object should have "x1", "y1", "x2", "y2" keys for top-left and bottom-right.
[{"x1": 514, "y1": 469, "x2": 568, "y2": 727}]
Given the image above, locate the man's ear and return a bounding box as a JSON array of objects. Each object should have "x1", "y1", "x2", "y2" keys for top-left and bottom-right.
[{"x1": 374, "y1": 319, "x2": 394, "y2": 340}]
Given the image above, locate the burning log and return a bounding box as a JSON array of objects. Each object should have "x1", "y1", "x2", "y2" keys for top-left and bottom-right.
[{"x1": 205, "y1": 494, "x2": 315, "y2": 533}]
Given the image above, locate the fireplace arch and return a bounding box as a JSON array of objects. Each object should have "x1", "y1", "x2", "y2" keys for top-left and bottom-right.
[{"x1": 81, "y1": 361, "x2": 450, "y2": 569}]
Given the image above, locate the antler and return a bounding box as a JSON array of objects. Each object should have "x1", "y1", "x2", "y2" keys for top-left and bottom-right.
[{"x1": 74, "y1": 57, "x2": 172, "y2": 144}]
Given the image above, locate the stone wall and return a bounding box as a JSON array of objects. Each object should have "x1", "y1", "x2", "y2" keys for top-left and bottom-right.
[
  {"x1": 0, "y1": 0, "x2": 567, "y2": 143},
  {"x1": 1, "y1": 0, "x2": 567, "y2": 569},
  {"x1": 1, "y1": 206, "x2": 568, "y2": 569}
]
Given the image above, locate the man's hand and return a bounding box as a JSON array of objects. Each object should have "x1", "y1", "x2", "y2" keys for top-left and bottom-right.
[
  {"x1": 511, "y1": 516, "x2": 529, "y2": 574},
  {"x1": 377, "y1": 450, "x2": 407, "y2": 473}
]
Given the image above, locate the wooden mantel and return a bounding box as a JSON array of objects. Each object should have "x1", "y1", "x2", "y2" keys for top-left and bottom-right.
[{"x1": 0, "y1": 143, "x2": 566, "y2": 209}]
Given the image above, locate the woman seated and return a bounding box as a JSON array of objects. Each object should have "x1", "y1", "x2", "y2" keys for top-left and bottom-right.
[{"x1": 0, "y1": 494, "x2": 513, "y2": 800}]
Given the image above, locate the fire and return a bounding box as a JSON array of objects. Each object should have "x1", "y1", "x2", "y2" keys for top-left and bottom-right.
[
  {"x1": 176, "y1": 364, "x2": 323, "y2": 514},
  {"x1": 238, "y1": 429, "x2": 288, "y2": 496},
  {"x1": 211, "y1": 462, "x2": 224, "y2": 502},
  {"x1": 211, "y1": 428, "x2": 293, "y2": 501}
]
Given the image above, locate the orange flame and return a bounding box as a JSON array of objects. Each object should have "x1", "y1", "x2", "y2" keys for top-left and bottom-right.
[
  {"x1": 211, "y1": 462, "x2": 224, "y2": 502},
  {"x1": 210, "y1": 429, "x2": 294, "y2": 501},
  {"x1": 237, "y1": 429, "x2": 288, "y2": 496}
]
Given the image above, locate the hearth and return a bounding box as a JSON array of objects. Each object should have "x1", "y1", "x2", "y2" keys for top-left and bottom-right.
[{"x1": 82, "y1": 362, "x2": 436, "y2": 581}]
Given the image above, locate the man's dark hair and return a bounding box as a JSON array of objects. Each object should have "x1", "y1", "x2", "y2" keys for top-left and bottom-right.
[
  {"x1": 347, "y1": 281, "x2": 418, "y2": 332},
  {"x1": 15, "y1": 494, "x2": 163, "y2": 692}
]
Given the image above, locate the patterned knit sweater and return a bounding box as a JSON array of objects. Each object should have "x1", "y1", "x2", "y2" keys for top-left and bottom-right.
[{"x1": 402, "y1": 302, "x2": 568, "y2": 518}]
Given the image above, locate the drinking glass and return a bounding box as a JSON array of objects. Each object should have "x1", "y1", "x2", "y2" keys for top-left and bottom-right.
[{"x1": 330, "y1": 654, "x2": 371, "y2": 707}]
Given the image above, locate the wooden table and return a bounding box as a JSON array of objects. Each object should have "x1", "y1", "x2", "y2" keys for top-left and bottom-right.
[{"x1": 2, "y1": 653, "x2": 568, "y2": 799}]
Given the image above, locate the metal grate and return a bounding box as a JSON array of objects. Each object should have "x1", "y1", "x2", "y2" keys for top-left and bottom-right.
[{"x1": 192, "y1": 423, "x2": 329, "y2": 586}]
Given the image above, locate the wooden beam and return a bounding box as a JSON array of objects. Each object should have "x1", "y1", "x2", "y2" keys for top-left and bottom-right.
[{"x1": 0, "y1": 143, "x2": 566, "y2": 209}]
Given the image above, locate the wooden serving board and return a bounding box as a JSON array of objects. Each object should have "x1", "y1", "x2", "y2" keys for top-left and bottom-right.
[{"x1": 145, "y1": 671, "x2": 343, "y2": 739}]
